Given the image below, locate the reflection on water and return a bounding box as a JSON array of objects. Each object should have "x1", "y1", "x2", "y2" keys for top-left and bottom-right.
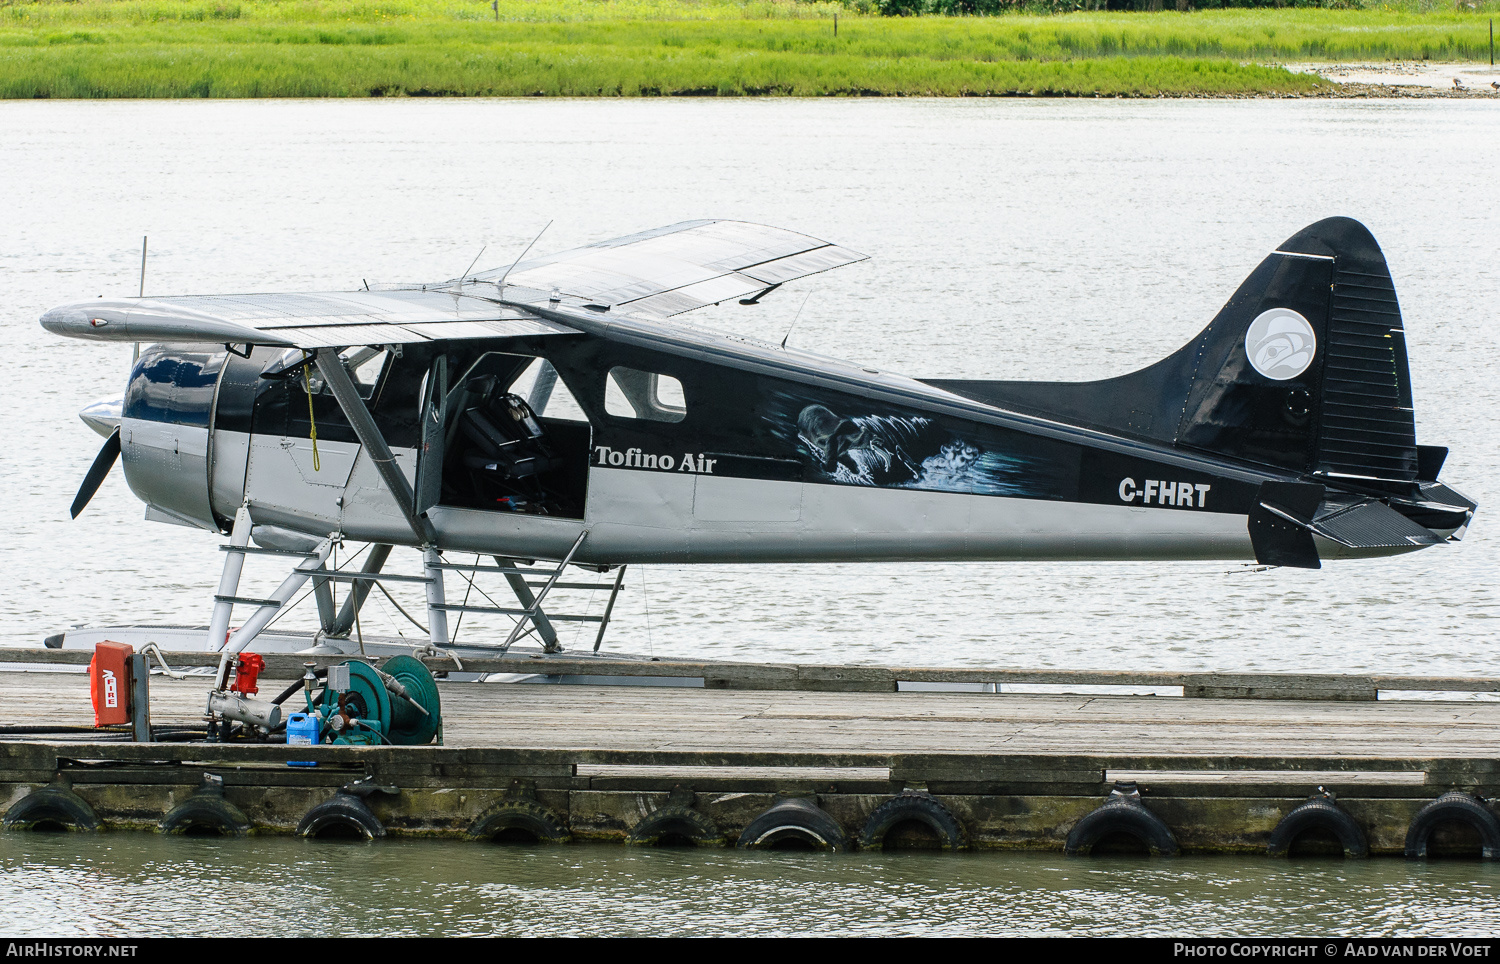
[{"x1": 1, "y1": 834, "x2": 1497, "y2": 938}]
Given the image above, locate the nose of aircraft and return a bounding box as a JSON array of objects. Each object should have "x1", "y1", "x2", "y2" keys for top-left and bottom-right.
[{"x1": 79, "y1": 394, "x2": 123, "y2": 438}]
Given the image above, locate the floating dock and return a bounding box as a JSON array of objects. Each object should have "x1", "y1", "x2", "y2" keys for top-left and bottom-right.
[{"x1": 2, "y1": 647, "x2": 1499, "y2": 857}]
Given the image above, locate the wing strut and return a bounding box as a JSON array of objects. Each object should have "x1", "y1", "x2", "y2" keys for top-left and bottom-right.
[
  {"x1": 314, "y1": 348, "x2": 438, "y2": 547},
  {"x1": 315, "y1": 349, "x2": 454, "y2": 649}
]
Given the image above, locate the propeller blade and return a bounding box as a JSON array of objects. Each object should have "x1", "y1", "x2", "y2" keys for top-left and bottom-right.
[{"x1": 70, "y1": 427, "x2": 121, "y2": 519}]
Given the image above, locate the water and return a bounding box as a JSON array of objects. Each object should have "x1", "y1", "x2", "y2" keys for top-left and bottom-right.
[
  {"x1": 3, "y1": 97, "x2": 1499, "y2": 934},
  {"x1": 2, "y1": 833, "x2": 1498, "y2": 938}
]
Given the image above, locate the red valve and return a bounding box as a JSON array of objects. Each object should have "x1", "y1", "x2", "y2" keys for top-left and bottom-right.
[{"x1": 229, "y1": 653, "x2": 265, "y2": 696}]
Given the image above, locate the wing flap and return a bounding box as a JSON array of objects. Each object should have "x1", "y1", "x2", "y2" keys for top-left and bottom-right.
[
  {"x1": 740, "y1": 245, "x2": 868, "y2": 286},
  {"x1": 486, "y1": 220, "x2": 866, "y2": 316}
]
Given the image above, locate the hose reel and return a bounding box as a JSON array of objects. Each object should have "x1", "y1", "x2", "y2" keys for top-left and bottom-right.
[{"x1": 301, "y1": 655, "x2": 442, "y2": 746}]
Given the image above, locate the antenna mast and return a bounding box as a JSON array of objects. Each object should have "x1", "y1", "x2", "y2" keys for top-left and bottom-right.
[{"x1": 496, "y1": 221, "x2": 553, "y2": 296}]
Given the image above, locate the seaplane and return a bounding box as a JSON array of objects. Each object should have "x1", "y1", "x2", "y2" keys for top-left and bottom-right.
[{"x1": 37, "y1": 216, "x2": 1476, "y2": 735}]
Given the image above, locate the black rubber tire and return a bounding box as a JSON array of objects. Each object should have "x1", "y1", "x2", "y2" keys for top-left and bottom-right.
[
  {"x1": 3, "y1": 785, "x2": 101, "y2": 833},
  {"x1": 1405, "y1": 791, "x2": 1500, "y2": 860},
  {"x1": 296, "y1": 792, "x2": 385, "y2": 840},
  {"x1": 160, "y1": 787, "x2": 252, "y2": 837},
  {"x1": 1267, "y1": 797, "x2": 1367, "y2": 858},
  {"x1": 625, "y1": 805, "x2": 724, "y2": 847},
  {"x1": 467, "y1": 800, "x2": 571, "y2": 844},
  {"x1": 858, "y1": 791, "x2": 968, "y2": 852},
  {"x1": 736, "y1": 798, "x2": 848, "y2": 852},
  {"x1": 1065, "y1": 799, "x2": 1179, "y2": 857}
]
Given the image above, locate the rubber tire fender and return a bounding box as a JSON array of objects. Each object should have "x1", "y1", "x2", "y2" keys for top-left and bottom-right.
[
  {"x1": 3, "y1": 784, "x2": 100, "y2": 833},
  {"x1": 296, "y1": 792, "x2": 386, "y2": 840},
  {"x1": 467, "y1": 800, "x2": 571, "y2": 844},
  {"x1": 160, "y1": 785, "x2": 252, "y2": 837},
  {"x1": 1405, "y1": 791, "x2": 1500, "y2": 860},
  {"x1": 736, "y1": 798, "x2": 849, "y2": 852},
  {"x1": 1065, "y1": 799, "x2": 1179, "y2": 857},
  {"x1": 625, "y1": 805, "x2": 724, "y2": 847},
  {"x1": 1267, "y1": 796, "x2": 1367, "y2": 857},
  {"x1": 859, "y1": 791, "x2": 968, "y2": 852}
]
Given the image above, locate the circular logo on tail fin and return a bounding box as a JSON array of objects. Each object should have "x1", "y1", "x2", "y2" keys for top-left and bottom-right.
[{"x1": 1245, "y1": 308, "x2": 1316, "y2": 381}]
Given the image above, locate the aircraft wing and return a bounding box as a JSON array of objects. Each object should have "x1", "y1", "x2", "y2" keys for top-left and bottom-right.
[
  {"x1": 473, "y1": 220, "x2": 867, "y2": 316},
  {"x1": 41, "y1": 221, "x2": 865, "y2": 346},
  {"x1": 40, "y1": 289, "x2": 578, "y2": 348}
]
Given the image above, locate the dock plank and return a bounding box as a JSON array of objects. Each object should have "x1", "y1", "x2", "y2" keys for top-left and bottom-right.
[{"x1": 3, "y1": 670, "x2": 1499, "y2": 762}]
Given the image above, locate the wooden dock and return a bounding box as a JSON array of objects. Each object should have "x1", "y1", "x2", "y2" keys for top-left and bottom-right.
[{"x1": 2, "y1": 648, "x2": 1499, "y2": 857}]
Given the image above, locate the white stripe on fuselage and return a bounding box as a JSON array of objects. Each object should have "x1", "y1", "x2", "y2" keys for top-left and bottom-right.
[{"x1": 572, "y1": 466, "x2": 1256, "y2": 564}]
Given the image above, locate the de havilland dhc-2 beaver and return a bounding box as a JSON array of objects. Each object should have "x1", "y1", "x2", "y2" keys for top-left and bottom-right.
[{"x1": 38, "y1": 216, "x2": 1476, "y2": 724}]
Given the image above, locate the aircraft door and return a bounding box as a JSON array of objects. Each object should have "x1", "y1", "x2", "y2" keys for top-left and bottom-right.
[
  {"x1": 243, "y1": 348, "x2": 387, "y2": 531},
  {"x1": 439, "y1": 353, "x2": 590, "y2": 519},
  {"x1": 413, "y1": 355, "x2": 447, "y2": 517}
]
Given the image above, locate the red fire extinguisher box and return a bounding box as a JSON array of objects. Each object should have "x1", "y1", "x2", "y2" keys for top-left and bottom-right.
[{"x1": 89, "y1": 641, "x2": 134, "y2": 727}]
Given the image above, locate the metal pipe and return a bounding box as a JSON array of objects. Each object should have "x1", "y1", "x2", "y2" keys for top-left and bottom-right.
[
  {"x1": 525, "y1": 363, "x2": 557, "y2": 413},
  {"x1": 496, "y1": 555, "x2": 559, "y2": 651},
  {"x1": 206, "y1": 504, "x2": 252, "y2": 651},
  {"x1": 500, "y1": 531, "x2": 586, "y2": 652},
  {"x1": 214, "y1": 536, "x2": 334, "y2": 691},
  {"x1": 592, "y1": 565, "x2": 628, "y2": 653},
  {"x1": 315, "y1": 347, "x2": 436, "y2": 545},
  {"x1": 424, "y1": 546, "x2": 450, "y2": 648},
  {"x1": 328, "y1": 543, "x2": 392, "y2": 637},
  {"x1": 207, "y1": 691, "x2": 282, "y2": 730},
  {"x1": 313, "y1": 576, "x2": 337, "y2": 633},
  {"x1": 139, "y1": 643, "x2": 192, "y2": 680}
]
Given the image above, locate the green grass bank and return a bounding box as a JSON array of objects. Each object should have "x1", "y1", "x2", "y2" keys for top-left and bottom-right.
[{"x1": 2, "y1": 0, "x2": 1497, "y2": 98}]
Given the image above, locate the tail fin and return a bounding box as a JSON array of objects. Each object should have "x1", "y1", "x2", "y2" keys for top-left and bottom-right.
[{"x1": 925, "y1": 217, "x2": 1420, "y2": 481}]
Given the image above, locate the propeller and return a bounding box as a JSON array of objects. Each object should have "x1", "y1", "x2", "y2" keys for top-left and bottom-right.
[{"x1": 70, "y1": 427, "x2": 121, "y2": 519}]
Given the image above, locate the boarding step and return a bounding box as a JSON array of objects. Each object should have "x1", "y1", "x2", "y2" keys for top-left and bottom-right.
[
  {"x1": 432, "y1": 603, "x2": 605, "y2": 623},
  {"x1": 212, "y1": 595, "x2": 283, "y2": 609},
  {"x1": 305, "y1": 570, "x2": 432, "y2": 585}
]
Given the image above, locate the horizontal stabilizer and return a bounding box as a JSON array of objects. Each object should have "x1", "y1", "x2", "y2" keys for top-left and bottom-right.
[
  {"x1": 1248, "y1": 480, "x2": 1445, "y2": 568},
  {"x1": 1311, "y1": 501, "x2": 1442, "y2": 550},
  {"x1": 1248, "y1": 481, "x2": 1325, "y2": 569}
]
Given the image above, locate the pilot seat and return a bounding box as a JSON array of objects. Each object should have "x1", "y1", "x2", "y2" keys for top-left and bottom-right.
[{"x1": 454, "y1": 388, "x2": 563, "y2": 514}]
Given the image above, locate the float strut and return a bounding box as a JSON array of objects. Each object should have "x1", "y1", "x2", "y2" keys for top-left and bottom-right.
[
  {"x1": 424, "y1": 546, "x2": 450, "y2": 649},
  {"x1": 496, "y1": 556, "x2": 560, "y2": 653},
  {"x1": 206, "y1": 503, "x2": 252, "y2": 651},
  {"x1": 328, "y1": 543, "x2": 392, "y2": 638},
  {"x1": 213, "y1": 535, "x2": 334, "y2": 689}
]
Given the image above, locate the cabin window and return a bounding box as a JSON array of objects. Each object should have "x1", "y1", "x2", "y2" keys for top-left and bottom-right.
[
  {"x1": 604, "y1": 367, "x2": 686, "y2": 423},
  {"x1": 508, "y1": 357, "x2": 588, "y2": 423}
]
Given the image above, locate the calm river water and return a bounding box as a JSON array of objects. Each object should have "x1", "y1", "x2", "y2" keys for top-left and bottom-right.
[{"x1": 2, "y1": 97, "x2": 1499, "y2": 936}]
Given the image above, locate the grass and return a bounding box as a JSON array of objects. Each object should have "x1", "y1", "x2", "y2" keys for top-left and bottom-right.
[{"x1": 0, "y1": 0, "x2": 1496, "y2": 98}]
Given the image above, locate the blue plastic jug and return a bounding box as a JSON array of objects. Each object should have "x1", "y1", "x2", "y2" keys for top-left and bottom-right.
[{"x1": 286, "y1": 712, "x2": 320, "y2": 767}]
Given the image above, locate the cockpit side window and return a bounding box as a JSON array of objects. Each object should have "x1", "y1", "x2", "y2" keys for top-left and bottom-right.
[
  {"x1": 271, "y1": 346, "x2": 391, "y2": 401},
  {"x1": 344, "y1": 347, "x2": 391, "y2": 400},
  {"x1": 604, "y1": 367, "x2": 686, "y2": 423}
]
